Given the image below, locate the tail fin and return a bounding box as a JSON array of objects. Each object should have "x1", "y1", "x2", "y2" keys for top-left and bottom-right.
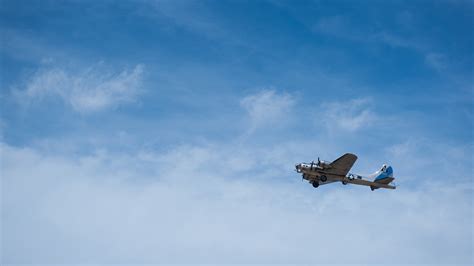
[
  {"x1": 374, "y1": 165, "x2": 394, "y2": 184},
  {"x1": 369, "y1": 165, "x2": 395, "y2": 191}
]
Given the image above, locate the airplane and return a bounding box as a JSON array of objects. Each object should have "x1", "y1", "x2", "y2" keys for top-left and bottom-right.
[{"x1": 295, "y1": 153, "x2": 396, "y2": 191}]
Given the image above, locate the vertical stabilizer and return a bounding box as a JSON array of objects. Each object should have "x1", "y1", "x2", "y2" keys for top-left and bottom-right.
[{"x1": 374, "y1": 165, "x2": 394, "y2": 183}]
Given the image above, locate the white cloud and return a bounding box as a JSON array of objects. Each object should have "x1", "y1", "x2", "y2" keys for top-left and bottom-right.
[
  {"x1": 320, "y1": 98, "x2": 377, "y2": 132},
  {"x1": 385, "y1": 138, "x2": 473, "y2": 184},
  {"x1": 14, "y1": 63, "x2": 145, "y2": 113},
  {"x1": 1, "y1": 141, "x2": 472, "y2": 264},
  {"x1": 240, "y1": 89, "x2": 295, "y2": 132}
]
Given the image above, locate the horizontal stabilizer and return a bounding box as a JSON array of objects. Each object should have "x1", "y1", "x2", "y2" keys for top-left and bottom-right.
[{"x1": 374, "y1": 177, "x2": 394, "y2": 185}]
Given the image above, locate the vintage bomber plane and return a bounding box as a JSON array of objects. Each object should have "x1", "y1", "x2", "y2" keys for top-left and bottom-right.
[{"x1": 295, "y1": 153, "x2": 396, "y2": 191}]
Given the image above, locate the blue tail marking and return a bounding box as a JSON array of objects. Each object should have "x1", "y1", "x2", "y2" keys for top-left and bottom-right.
[{"x1": 374, "y1": 165, "x2": 393, "y2": 181}]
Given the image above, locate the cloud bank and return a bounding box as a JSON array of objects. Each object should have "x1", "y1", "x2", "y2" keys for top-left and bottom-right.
[
  {"x1": 2, "y1": 139, "x2": 472, "y2": 264},
  {"x1": 2, "y1": 87, "x2": 472, "y2": 264}
]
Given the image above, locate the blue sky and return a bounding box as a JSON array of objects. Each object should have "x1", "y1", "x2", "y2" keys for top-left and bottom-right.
[{"x1": 1, "y1": 0, "x2": 473, "y2": 264}]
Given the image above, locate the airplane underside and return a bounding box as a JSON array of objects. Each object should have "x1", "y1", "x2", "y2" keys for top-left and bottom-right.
[{"x1": 301, "y1": 173, "x2": 396, "y2": 191}]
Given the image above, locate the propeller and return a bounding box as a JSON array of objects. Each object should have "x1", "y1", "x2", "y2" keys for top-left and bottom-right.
[
  {"x1": 310, "y1": 160, "x2": 314, "y2": 170},
  {"x1": 317, "y1": 157, "x2": 321, "y2": 166}
]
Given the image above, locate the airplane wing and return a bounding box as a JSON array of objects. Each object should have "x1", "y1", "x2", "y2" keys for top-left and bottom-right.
[{"x1": 329, "y1": 153, "x2": 358, "y2": 176}]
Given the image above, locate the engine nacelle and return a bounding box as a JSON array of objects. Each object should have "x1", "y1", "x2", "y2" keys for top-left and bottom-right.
[{"x1": 318, "y1": 160, "x2": 331, "y2": 169}]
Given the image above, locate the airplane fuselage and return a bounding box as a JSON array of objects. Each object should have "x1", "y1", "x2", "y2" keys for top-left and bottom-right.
[{"x1": 296, "y1": 163, "x2": 348, "y2": 185}]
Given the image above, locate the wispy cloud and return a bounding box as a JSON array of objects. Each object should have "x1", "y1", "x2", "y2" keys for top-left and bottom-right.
[
  {"x1": 320, "y1": 98, "x2": 377, "y2": 132},
  {"x1": 312, "y1": 15, "x2": 453, "y2": 73},
  {"x1": 145, "y1": 0, "x2": 248, "y2": 48},
  {"x1": 313, "y1": 16, "x2": 361, "y2": 43},
  {"x1": 425, "y1": 52, "x2": 448, "y2": 72},
  {"x1": 13, "y1": 63, "x2": 145, "y2": 113},
  {"x1": 313, "y1": 15, "x2": 424, "y2": 50},
  {"x1": 240, "y1": 89, "x2": 295, "y2": 133},
  {"x1": 385, "y1": 137, "x2": 473, "y2": 184}
]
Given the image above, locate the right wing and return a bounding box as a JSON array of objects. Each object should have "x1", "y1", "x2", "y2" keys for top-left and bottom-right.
[{"x1": 329, "y1": 153, "x2": 358, "y2": 176}]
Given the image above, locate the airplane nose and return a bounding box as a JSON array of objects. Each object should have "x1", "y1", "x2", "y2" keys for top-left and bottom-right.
[{"x1": 295, "y1": 164, "x2": 301, "y2": 172}]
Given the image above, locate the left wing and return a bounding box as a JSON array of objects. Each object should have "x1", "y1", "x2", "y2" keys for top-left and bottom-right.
[{"x1": 329, "y1": 153, "x2": 358, "y2": 176}]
